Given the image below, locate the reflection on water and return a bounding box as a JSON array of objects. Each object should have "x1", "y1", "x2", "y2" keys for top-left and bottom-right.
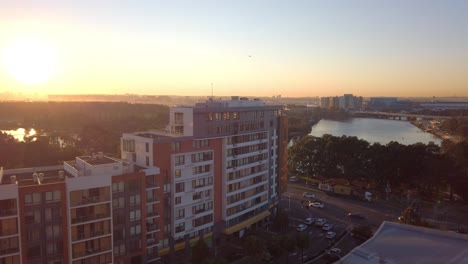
[
  {"x1": 1, "y1": 128, "x2": 37, "y2": 142},
  {"x1": 310, "y1": 118, "x2": 442, "y2": 145}
]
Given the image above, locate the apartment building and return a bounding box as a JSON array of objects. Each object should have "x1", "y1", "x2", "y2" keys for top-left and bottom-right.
[
  {"x1": 0, "y1": 96, "x2": 288, "y2": 263},
  {"x1": 0, "y1": 153, "x2": 161, "y2": 264},
  {"x1": 121, "y1": 96, "x2": 288, "y2": 261}
]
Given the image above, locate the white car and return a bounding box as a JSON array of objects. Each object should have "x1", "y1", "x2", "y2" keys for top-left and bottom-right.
[
  {"x1": 289, "y1": 176, "x2": 298, "y2": 182},
  {"x1": 309, "y1": 201, "x2": 324, "y2": 208},
  {"x1": 328, "y1": 248, "x2": 341, "y2": 255},
  {"x1": 304, "y1": 217, "x2": 315, "y2": 225},
  {"x1": 326, "y1": 231, "x2": 336, "y2": 239},
  {"x1": 315, "y1": 218, "x2": 326, "y2": 226},
  {"x1": 296, "y1": 224, "x2": 307, "y2": 232},
  {"x1": 303, "y1": 192, "x2": 315, "y2": 199},
  {"x1": 322, "y1": 223, "x2": 333, "y2": 231}
]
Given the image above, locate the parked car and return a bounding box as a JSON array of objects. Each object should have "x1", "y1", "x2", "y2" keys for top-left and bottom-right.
[
  {"x1": 348, "y1": 212, "x2": 366, "y2": 219},
  {"x1": 304, "y1": 217, "x2": 315, "y2": 225},
  {"x1": 290, "y1": 176, "x2": 298, "y2": 182},
  {"x1": 326, "y1": 231, "x2": 336, "y2": 239},
  {"x1": 328, "y1": 248, "x2": 341, "y2": 255},
  {"x1": 309, "y1": 201, "x2": 324, "y2": 208},
  {"x1": 315, "y1": 218, "x2": 326, "y2": 226},
  {"x1": 296, "y1": 224, "x2": 307, "y2": 232},
  {"x1": 322, "y1": 223, "x2": 334, "y2": 231},
  {"x1": 303, "y1": 192, "x2": 315, "y2": 199}
]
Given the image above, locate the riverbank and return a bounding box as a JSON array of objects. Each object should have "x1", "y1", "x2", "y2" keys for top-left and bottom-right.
[{"x1": 410, "y1": 120, "x2": 460, "y2": 143}]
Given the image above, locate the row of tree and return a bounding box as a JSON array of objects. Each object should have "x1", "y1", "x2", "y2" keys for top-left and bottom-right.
[{"x1": 288, "y1": 134, "x2": 468, "y2": 200}]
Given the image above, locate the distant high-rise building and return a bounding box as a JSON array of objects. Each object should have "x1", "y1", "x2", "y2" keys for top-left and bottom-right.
[{"x1": 320, "y1": 94, "x2": 362, "y2": 110}]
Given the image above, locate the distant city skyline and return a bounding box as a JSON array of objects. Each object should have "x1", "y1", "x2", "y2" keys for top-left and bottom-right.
[{"x1": 1, "y1": 1, "x2": 467, "y2": 97}]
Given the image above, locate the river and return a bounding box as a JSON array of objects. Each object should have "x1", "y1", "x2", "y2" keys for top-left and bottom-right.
[{"x1": 310, "y1": 118, "x2": 442, "y2": 145}]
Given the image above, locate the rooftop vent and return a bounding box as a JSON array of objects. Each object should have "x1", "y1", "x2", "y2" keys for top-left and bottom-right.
[
  {"x1": 10, "y1": 175, "x2": 17, "y2": 184},
  {"x1": 58, "y1": 170, "x2": 64, "y2": 179},
  {"x1": 38, "y1": 173, "x2": 44, "y2": 183}
]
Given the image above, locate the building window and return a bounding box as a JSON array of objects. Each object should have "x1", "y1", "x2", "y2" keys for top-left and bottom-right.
[
  {"x1": 223, "y1": 112, "x2": 230, "y2": 120},
  {"x1": 215, "y1": 113, "x2": 221, "y2": 121},
  {"x1": 233, "y1": 112, "x2": 238, "y2": 119},
  {"x1": 145, "y1": 142, "x2": 149, "y2": 152},
  {"x1": 45, "y1": 191, "x2": 61, "y2": 203},
  {"x1": 174, "y1": 155, "x2": 185, "y2": 166},
  {"x1": 208, "y1": 113, "x2": 213, "y2": 121},
  {"x1": 130, "y1": 224, "x2": 141, "y2": 236},
  {"x1": 175, "y1": 222, "x2": 185, "y2": 233},
  {"x1": 174, "y1": 169, "x2": 181, "y2": 178},
  {"x1": 112, "y1": 182, "x2": 124, "y2": 193},
  {"x1": 122, "y1": 139, "x2": 135, "y2": 152},
  {"x1": 146, "y1": 156, "x2": 150, "y2": 166},
  {"x1": 175, "y1": 196, "x2": 181, "y2": 205},
  {"x1": 175, "y1": 183, "x2": 185, "y2": 193},
  {"x1": 129, "y1": 194, "x2": 141, "y2": 205},
  {"x1": 172, "y1": 142, "x2": 181, "y2": 151},
  {"x1": 129, "y1": 210, "x2": 141, "y2": 221},
  {"x1": 176, "y1": 209, "x2": 185, "y2": 220}
]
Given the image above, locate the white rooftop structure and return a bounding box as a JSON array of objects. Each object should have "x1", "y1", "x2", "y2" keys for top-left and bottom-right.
[{"x1": 340, "y1": 221, "x2": 468, "y2": 264}]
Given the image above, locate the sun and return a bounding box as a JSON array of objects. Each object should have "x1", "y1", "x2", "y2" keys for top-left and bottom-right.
[{"x1": 3, "y1": 38, "x2": 58, "y2": 85}]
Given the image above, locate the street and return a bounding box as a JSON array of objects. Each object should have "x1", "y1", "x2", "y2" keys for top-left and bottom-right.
[{"x1": 281, "y1": 181, "x2": 405, "y2": 263}]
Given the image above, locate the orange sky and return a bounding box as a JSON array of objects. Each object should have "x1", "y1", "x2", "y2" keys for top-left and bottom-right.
[{"x1": 1, "y1": 1, "x2": 467, "y2": 97}]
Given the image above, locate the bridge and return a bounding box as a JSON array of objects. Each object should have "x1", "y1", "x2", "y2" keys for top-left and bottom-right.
[{"x1": 350, "y1": 111, "x2": 452, "y2": 120}]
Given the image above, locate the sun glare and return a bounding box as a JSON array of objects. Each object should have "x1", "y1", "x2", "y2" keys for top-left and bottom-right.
[{"x1": 3, "y1": 38, "x2": 58, "y2": 85}]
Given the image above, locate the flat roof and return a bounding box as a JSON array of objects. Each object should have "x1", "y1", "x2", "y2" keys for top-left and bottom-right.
[
  {"x1": 340, "y1": 221, "x2": 468, "y2": 264},
  {"x1": 79, "y1": 155, "x2": 118, "y2": 165},
  {"x1": 1, "y1": 167, "x2": 69, "y2": 186}
]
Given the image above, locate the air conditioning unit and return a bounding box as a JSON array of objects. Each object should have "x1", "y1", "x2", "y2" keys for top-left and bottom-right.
[
  {"x1": 38, "y1": 173, "x2": 44, "y2": 182},
  {"x1": 58, "y1": 170, "x2": 64, "y2": 179},
  {"x1": 33, "y1": 173, "x2": 38, "y2": 182},
  {"x1": 10, "y1": 175, "x2": 17, "y2": 184}
]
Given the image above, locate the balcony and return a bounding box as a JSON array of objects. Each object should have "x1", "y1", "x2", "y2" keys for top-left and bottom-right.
[
  {"x1": 146, "y1": 211, "x2": 160, "y2": 218},
  {"x1": 147, "y1": 224, "x2": 160, "y2": 232},
  {"x1": 147, "y1": 238, "x2": 159, "y2": 246},
  {"x1": 0, "y1": 246, "x2": 19, "y2": 256},
  {"x1": 146, "y1": 196, "x2": 160, "y2": 204},
  {"x1": 71, "y1": 213, "x2": 110, "y2": 224},
  {"x1": 0, "y1": 208, "x2": 17, "y2": 217}
]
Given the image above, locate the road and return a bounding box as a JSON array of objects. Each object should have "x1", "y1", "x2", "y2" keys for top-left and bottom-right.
[{"x1": 282, "y1": 181, "x2": 404, "y2": 263}]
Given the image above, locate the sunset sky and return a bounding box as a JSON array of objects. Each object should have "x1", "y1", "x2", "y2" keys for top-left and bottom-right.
[{"x1": 1, "y1": 1, "x2": 467, "y2": 97}]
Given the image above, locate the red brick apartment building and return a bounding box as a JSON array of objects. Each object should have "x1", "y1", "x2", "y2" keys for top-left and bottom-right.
[{"x1": 0, "y1": 97, "x2": 288, "y2": 263}]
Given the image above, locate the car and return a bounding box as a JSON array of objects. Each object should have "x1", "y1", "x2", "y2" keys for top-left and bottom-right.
[
  {"x1": 296, "y1": 224, "x2": 307, "y2": 232},
  {"x1": 348, "y1": 212, "x2": 366, "y2": 219},
  {"x1": 289, "y1": 176, "x2": 298, "y2": 182},
  {"x1": 328, "y1": 248, "x2": 341, "y2": 255},
  {"x1": 315, "y1": 218, "x2": 326, "y2": 226},
  {"x1": 322, "y1": 223, "x2": 334, "y2": 231},
  {"x1": 303, "y1": 192, "x2": 315, "y2": 199},
  {"x1": 304, "y1": 217, "x2": 315, "y2": 225},
  {"x1": 309, "y1": 201, "x2": 324, "y2": 208},
  {"x1": 325, "y1": 231, "x2": 336, "y2": 239}
]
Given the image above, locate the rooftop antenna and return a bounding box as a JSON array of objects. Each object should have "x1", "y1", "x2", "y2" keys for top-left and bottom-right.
[{"x1": 211, "y1": 83, "x2": 214, "y2": 98}]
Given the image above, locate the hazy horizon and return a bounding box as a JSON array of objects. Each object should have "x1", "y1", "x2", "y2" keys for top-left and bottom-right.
[{"x1": 1, "y1": 1, "x2": 467, "y2": 97}]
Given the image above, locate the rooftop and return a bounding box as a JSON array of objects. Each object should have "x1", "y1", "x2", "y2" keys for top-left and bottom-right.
[
  {"x1": 1, "y1": 166, "x2": 69, "y2": 186},
  {"x1": 340, "y1": 221, "x2": 468, "y2": 264}
]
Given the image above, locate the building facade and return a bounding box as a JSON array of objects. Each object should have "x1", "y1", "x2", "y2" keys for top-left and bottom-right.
[
  {"x1": 121, "y1": 96, "x2": 288, "y2": 261},
  {"x1": 0, "y1": 97, "x2": 288, "y2": 264}
]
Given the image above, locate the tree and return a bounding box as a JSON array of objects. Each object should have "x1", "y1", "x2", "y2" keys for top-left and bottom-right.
[
  {"x1": 280, "y1": 235, "x2": 295, "y2": 264},
  {"x1": 242, "y1": 235, "x2": 264, "y2": 262},
  {"x1": 296, "y1": 232, "x2": 309, "y2": 263},
  {"x1": 191, "y1": 238, "x2": 210, "y2": 264},
  {"x1": 271, "y1": 209, "x2": 289, "y2": 232},
  {"x1": 351, "y1": 225, "x2": 374, "y2": 242}
]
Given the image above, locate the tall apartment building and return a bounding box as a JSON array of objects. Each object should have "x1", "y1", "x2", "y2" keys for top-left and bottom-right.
[
  {"x1": 0, "y1": 96, "x2": 288, "y2": 264},
  {"x1": 121, "y1": 96, "x2": 288, "y2": 261}
]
